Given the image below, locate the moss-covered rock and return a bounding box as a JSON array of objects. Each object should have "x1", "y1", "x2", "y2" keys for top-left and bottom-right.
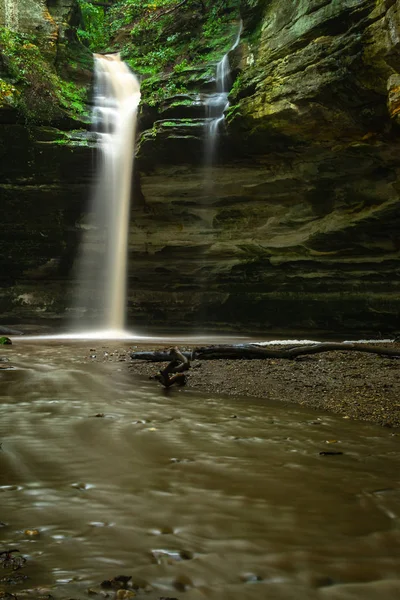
[{"x1": 0, "y1": 1, "x2": 94, "y2": 326}]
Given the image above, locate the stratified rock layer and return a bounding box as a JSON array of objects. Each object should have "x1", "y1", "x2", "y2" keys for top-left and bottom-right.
[
  {"x1": 128, "y1": 0, "x2": 400, "y2": 336},
  {"x1": 1, "y1": 0, "x2": 400, "y2": 336},
  {"x1": 0, "y1": 0, "x2": 93, "y2": 325}
]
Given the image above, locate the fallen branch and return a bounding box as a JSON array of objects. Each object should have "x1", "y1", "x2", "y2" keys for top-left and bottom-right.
[
  {"x1": 154, "y1": 346, "x2": 191, "y2": 387},
  {"x1": 193, "y1": 343, "x2": 400, "y2": 360},
  {"x1": 131, "y1": 342, "x2": 400, "y2": 362},
  {"x1": 131, "y1": 350, "x2": 192, "y2": 362}
]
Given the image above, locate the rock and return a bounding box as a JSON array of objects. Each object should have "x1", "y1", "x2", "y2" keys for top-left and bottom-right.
[
  {"x1": 0, "y1": 337, "x2": 11, "y2": 345},
  {"x1": 115, "y1": 591, "x2": 135, "y2": 599},
  {"x1": 1, "y1": 0, "x2": 400, "y2": 336},
  {"x1": 24, "y1": 529, "x2": 40, "y2": 537},
  {"x1": 124, "y1": 0, "x2": 400, "y2": 335}
]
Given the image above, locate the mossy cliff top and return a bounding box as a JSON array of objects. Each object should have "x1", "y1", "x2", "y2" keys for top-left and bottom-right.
[
  {"x1": 0, "y1": 0, "x2": 92, "y2": 124},
  {"x1": 77, "y1": 0, "x2": 241, "y2": 105}
]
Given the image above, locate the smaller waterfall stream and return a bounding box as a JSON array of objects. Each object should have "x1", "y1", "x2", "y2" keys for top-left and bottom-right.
[
  {"x1": 72, "y1": 54, "x2": 140, "y2": 335},
  {"x1": 205, "y1": 21, "x2": 242, "y2": 164}
]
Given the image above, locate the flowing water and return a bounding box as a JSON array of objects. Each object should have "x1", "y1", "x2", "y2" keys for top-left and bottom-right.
[
  {"x1": 1, "y1": 342, "x2": 400, "y2": 599},
  {"x1": 72, "y1": 54, "x2": 140, "y2": 334},
  {"x1": 205, "y1": 22, "x2": 242, "y2": 166}
]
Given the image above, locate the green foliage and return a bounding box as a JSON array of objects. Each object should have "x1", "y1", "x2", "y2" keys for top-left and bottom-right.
[
  {"x1": 108, "y1": 0, "x2": 240, "y2": 75},
  {"x1": 173, "y1": 58, "x2": 190, "y2": 73},
  {"x1": 70, "y1": 0, "x2": 241, "y2": 107},
  {"x1": 140, "y1": 74, "x2": 189, "y2": 105},
  {"x1": 76, "y1": 0, "x2": 109, "y2": 51},
  {"x1": 58, "y1": 80, "x2": 88, "y2": 115},
  {"x1": 0, "y1": 27, "x2": 89, "y2": 123},
  {"x1": 0, "y1": 78, "x2": 19, "y2": 107}
]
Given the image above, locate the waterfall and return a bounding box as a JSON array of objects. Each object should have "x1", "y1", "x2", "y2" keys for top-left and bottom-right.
[
  {"x1": 72, "y1": 54, "x2": 141, "y2": 335},
  {"x1": 205, "y1": 21, "x2": 242, "y2": 164}
]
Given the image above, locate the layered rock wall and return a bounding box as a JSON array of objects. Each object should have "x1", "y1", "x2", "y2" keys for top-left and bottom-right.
[
  {"x1": 128, "y1": 0, "x2": 400, "y2": 336},
  {"x1": 1, "y1": 0, "x2": 400, "y2": 336},
  {"x1": 0, "y1": 0, "x2": 92, "y2": 327}
]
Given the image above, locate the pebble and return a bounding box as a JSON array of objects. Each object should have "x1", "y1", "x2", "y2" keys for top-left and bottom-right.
[
  {"x1": 115, "y1": 590, "x2": 135, "y2": 599},
  {"x1": 24, "y1": 529, "x2": 40, "y2": 537}
]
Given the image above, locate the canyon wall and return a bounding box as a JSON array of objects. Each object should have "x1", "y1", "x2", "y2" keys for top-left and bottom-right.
[
  {"x1": 130, "y1": 0, "x2": 400, "y2": 336},
  {"x1": 1, "y1": 0, "x2": 400, "y2": 336},
  {"x1": 0, "y1": 0, "x2": 93, "y2": 326}
]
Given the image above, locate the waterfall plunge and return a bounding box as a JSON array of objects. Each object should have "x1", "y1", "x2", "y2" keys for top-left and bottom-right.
[{"x1": 72, "y1": 54, "x2": 140, "y2": 336}]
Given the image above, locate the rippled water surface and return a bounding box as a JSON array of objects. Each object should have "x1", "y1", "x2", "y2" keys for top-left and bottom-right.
[{"x1": 1, "y1": 342, "x2": 400, "y2": 599}]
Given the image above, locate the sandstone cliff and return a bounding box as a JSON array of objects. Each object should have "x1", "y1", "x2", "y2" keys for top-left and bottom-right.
[
  {"x1": 0, "y1": 0, "x2": 93, "y2": 324},
  {"x1": 1, "y1": 0, "x2": 400, "y2": 336},
  {"x1": 131, "y1": 0, "x2": 400, "y2": 336}
]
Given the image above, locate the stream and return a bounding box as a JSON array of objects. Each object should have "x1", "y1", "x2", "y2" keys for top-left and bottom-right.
[{"x1": 1, "y1": 341, "x2": 400, "y2": 599}]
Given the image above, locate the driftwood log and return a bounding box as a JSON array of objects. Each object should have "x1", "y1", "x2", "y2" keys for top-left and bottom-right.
[
  {"x1": 154, "y1": 346, "x2": 191, "y2": 387},
  {"x1": 131, "y1": 342, "x2": 400, "y2": 362}
]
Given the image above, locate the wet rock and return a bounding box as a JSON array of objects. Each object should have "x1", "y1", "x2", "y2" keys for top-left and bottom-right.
[
  {"x1": 24, "y1": 529, "x2": 40, "y2": 537},
  {"x1": 240, "y1": 573, "x2": 263, "y2": 583},
  {"x1": 0, "y1": 573, "x2": 28, "y2": 585},
  {"x1": 152, "y1": 549, "x2": 193, "y2": 564},
  {"x1": 173, "y1": 575, "x2": 193, "y2": 592},
  {"x1": 151, "y1": 526, "x2": 174, "y2": 535},
  {"x1": 0, "y1": 337, "x2": 12, "y2": 345},
  {"x1": 28, "y1": 592, "x2": 53, "y2": 599},
  {"x1": 0, "y1": 549, "x2": 26, "y2": 570},
  {"x1": 101, "y1": 576, "x2": 132, "y2": 589},
  {"x1": 71, "y1": 482, "x2": 91, "y2": 491},
  {"x1": 115, "y1": 590, "x2": 135, "y2": 599},
  {"x1": 313, "y1": 575, "x2": 336, "y2": 587}
]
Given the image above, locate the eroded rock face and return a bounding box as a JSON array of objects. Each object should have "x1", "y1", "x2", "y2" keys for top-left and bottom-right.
[
  {"x1": 0, "y1": 0, "x2": 78, "y2": 55},
  {"x1": 129, "y1": 0, "x2": 400, "y2": 336},
  {"x1": 1, "y1": 0, "x2": 400, "y2": 336},
  {"x1": 0, "y1": 0, "x2": 93, "y2": 327}
]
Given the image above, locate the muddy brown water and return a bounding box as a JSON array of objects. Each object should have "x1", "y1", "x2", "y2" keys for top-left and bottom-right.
[{"x1": 1, "y1": 342, "x2": 400, "y2": 600}]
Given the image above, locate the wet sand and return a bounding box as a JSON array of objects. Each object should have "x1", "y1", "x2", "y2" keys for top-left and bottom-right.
[{"x1": 123, "y1": 343, "x2": 400, "y2": 428}]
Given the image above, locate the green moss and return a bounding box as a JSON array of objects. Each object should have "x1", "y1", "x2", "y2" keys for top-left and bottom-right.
[
  {"x1": 0, "y1": 78, "x2": 19, "y2": 107},
  {"x1": 100, "y1": 0, "x2": 241, "y2": 105},
  {"x1": 169, "y1": 98, "x2": 194, "y2": 108},
  {"x1": 0, "y1": 27, "x2": 90, "y2": 123},
  {"x1": 140, "y1": 73, "x2": 190, "y2": 106}
]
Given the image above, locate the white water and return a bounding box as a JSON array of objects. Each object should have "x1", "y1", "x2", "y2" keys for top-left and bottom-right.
[
  {"x1": 72, "y1": 54, "x2": 140, "y2": 336},
  {"x1": 205, "y1": 21, "x2": 242, "y2": 163}
]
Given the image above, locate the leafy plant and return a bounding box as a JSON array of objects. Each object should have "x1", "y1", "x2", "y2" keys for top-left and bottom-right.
[
  {"x1": 76, "y1": 0, "x2": 109, "y2": 51},
  {"x1": 0, "y1": 27, "x2": 89, "y2": 123}
]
